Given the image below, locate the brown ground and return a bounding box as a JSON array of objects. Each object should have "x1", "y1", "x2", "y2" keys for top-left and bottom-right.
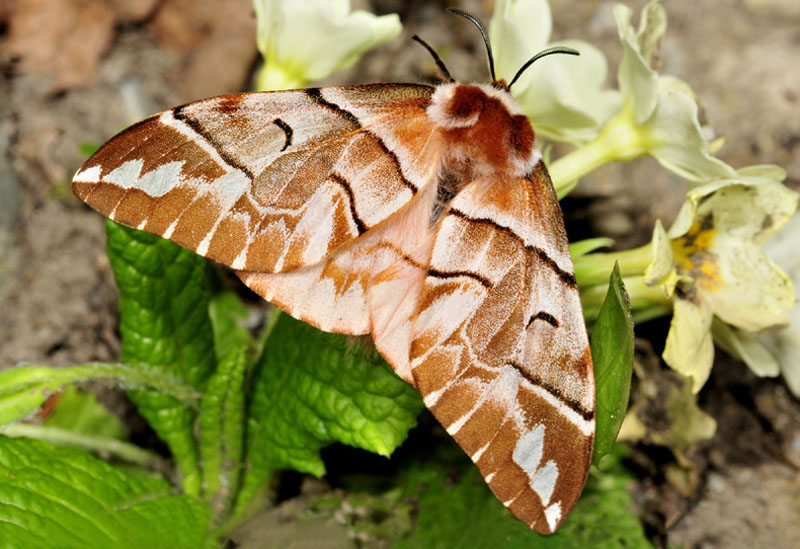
[{"x1": 1, "y1": 1, "x2": 799, "y2": 547}]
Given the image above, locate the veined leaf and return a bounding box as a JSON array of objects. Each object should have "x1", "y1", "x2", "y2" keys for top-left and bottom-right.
[
  {"x1": 199, "y1": 347, "x2": 247, "y2": 523},
  {"x1": 231, "y1": 312, "x2": 424, "y2": 522},
  {"x1": 591, "y1": 263, "x2": 635, "y2": 465},
  {"x1": 0, "y1": 436, "x2": 213, "y2": 548},
  {"x1": 209, "y1": 289, "x2": 257, "y2": 365},
  {"x1": 106, "y1": 220, "x2": 217, "y2": 496}
]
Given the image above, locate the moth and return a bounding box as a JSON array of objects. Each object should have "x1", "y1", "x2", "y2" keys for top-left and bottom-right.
[{"x1": 72, "y1": 10, "x2": 594, "y2": 534}]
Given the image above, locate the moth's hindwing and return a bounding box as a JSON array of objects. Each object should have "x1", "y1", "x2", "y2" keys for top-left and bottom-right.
[{"x1": 408, "y1": 163, "x2": 594, "y2": 532}]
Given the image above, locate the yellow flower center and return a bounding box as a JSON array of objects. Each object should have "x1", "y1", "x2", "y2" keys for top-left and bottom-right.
[{"x1": 670, "y1": 216, "x2": 721, "y2": 291}]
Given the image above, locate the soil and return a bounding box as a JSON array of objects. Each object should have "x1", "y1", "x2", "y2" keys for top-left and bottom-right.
[{"x1": 1, "y1": 1, "x2": 799, "y2": 547}]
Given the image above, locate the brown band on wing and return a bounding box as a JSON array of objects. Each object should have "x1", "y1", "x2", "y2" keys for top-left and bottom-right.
[
  {"x1": 305, "y1": 88, "x2": 362, "y2": 129},
  {"x1": 447, "y1": 208, "x2": 577, "y2": 288},
  {"x1": 273, "y1": 118, "x2": 293, "y2": 152},
  {"x1": 426, "y1": 268, "x2": 492, "y2": 289},
  {"x1": 172, "y1": 105, "x2": 255, "y2": 180},
  {"x1": 362, "y1": 129, "x2": 418, "y2": 193},
  {"x1": 372, "y1": 240, "x2": 426, "y2": 271},
  {"x1": 506, "y1": 360, "x2": 594, "y2": 421},
  {"x1": 526, "y1": 311, "x2": 559, "y2": 328},
  {"x1": 328, "y1": 172, "x2": 367, "y2": 235}
]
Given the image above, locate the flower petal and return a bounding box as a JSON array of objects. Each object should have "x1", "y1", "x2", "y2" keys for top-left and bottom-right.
[
  {"x1": 663, "y1": 298, "x2": 714, "y2": 392},
  {"x1": 489, "y1": 0, "x2": 551, "y2": 83},
  {"x1": 711, "y1": 319, "x2": 780, "y2": 377},
  {"x1": 644, "y1": 82, "x2": 737, "y2": 182},
  {"x1": 514, "y1": 40, "x2": 621, "y2": 144},
  {"x1": 614, "y1": 3, "x2": 658, "y2": 124},
  {"x1": 254, "y1": 0, "x2": 401, "y2": 90},
  {"x1": 644, "y1": 220, "x2": 674, "y2": 288}
]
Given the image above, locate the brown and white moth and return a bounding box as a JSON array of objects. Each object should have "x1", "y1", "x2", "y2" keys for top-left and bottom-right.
[{"x1": 72, "y1": 10, "x2": 594, "y2": 534}]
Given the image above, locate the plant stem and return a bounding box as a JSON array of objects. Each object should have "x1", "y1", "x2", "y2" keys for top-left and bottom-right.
[
  {"x1": 581, "y1": 276, "x2": 670, "y2": 324},
  {"x1": 0, "y1": 423, "x2": 168, "y2": 469},
  {"x1": 574, "y1": 243, "x2": 654, "y2": 288},
  {"x1": 551, "y1": 108, "x2": 648, "y2": 197}
]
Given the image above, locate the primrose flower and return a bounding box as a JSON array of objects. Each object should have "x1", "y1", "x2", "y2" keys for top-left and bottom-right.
[
  {"x1": 253, "y1": 0, "x2": 401, "y2": 91},
  {"x1": 489, "y1": 0, "x2": 620, "y2": 144},
  {"x1": 646, "y1": 166, "x2": 798, "y2": 391},
  {"x1": 607, "y1": 1, "x2": 736, "y2": 182},
  {"x1": 759, "y1": 213, "x2": 800, "y2": 397}
]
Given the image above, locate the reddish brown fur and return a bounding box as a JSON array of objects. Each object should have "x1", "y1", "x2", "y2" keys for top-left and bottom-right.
[{"x1": 441, "y1": 85, "x2": 535, "y2": 174}]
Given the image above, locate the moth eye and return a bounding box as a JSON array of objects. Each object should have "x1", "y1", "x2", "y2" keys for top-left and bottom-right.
[
  {"x1": 446, "y1": 86, "x2": 485, "y2": 119},
  {"x1": 509, "y1": 114, "x2": 534, "y2": 154}
]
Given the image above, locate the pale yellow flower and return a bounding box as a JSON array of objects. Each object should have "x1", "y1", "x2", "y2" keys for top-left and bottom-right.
[
  {"x1": 254, "y1": 0, "x2": 401, "y2": 91},
  {"x1": 489, "y1": 0, "x2": 620, "y2": 144},
  {"x1": 646, "y1": 166, "x2": 798, "y2": 391}
]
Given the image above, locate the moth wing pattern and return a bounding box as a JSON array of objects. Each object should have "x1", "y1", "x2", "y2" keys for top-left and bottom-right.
[
  {"x1": 73, "y1": 84, "x2": 439, "y2": 338},
  {"x1": 73, "y1": 83, "x2": 436, "y2": 275},
  {"x1": 408, "y1": 163, "x2": 594, "y2": 533},
  {"x1": 72, "y1": 80, "x2": 596, "y2": 535}
]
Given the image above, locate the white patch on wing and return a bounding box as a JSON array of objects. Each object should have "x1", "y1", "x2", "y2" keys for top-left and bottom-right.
[
  {"x1": 135, "y1": 161, "x2": 184, "y2": 197},
  {"x1": 102, "y1": 159, "x2": 143, "y2": 188},
  {"x1": 413, "y1": 283, "x2": 485, "y2": 361},
  {"x1": 74, "y1": 164, "x2": 101, "y2": 183},
  {"x1": 195, "y1": 227, "x2": 214, "y2": 256},
  {"x1": 512, "y1": 424, "x2": 545, "y2": 478},
  {"x1": 471, "y1": 439, "x2": 492, "y2": 462},
  {"x1": 206, "y1": 169, "x2": 250, "y2": 209},
  {"x1": 544, "y1": 502, "x2": 562, "y2": 532},
  {"x1": 300, "y1": 189, "x2": 337, "y2": 265},
  {"x1": 231, "y1": 247, "x2": 248, "y2": 270},
  {"x1": 531, "y1": 460, "x2": 558, "y2": 506},
  {"x1": 163, "y1": 217, "x2": 180, "y2": 240}
]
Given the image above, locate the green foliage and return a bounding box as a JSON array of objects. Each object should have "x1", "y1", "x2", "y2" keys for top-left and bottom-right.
[
  {"x1": 0, "y1": 221, "x2": 425, "y2": 544},
  {"x1": 232, "y1": 312, "x2": 424, "y2": 522},
  {"x1": 0, "y1": 436, "x2": 213, "y2": 548},
  {"x1": 106, "y1": 220, "x2": 216, "y2": 496},
  {"x1": 0, "y1": 362, "x2": 199, "y2": 426},
  {"x1": 394, "y1": 444, "x2": 649, "y2": 548},
  {"x1": 591, "y1": 263, "x2": 635, "y2": 465},
  {"x1": 198, "y1": 348, "x2": 247, "y2": 522},
  {"x1": 42, "y1": 386, "x2": 125, "y2": 439}
]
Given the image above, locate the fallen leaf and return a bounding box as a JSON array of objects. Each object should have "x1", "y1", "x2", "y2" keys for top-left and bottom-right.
[
  {"x1": 6, "y1": 0, "x2": 115, "y2": 91},
  {"x1": 150, "y1": 0, "x2": 257, "y2": 101},
  {"x1": 108, "y1": 0, "x2": 160, "y2": 22},
  {"x1": 618, "y1": 344, "x2": 717, "y2": 465}
]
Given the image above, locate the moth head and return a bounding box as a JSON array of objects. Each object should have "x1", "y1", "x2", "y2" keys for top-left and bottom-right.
[
  {"x1": 428, "y1": 83, "x2": 538, "y2": 177},
  {"x1": 415, "y1": 9, "x2": 579, "y2": 178}
]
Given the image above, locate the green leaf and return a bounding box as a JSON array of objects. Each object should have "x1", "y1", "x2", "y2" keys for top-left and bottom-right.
[
  {"x1": 394, "y1": 444, "x2": 649, "y2": 548},
  {"x1": 42, "y1": 386, "x2": 125, "y2": 439},
  {"x1": 232, "y1": 312, "x2": 424, "y2": 522},
  {"x1": 209, "y1": 289, "x2": 256, "y2": 365},
  {"x1": 0, "y1": 436, "x2": 214, "y2": 548},
  {"x1": 198, "y1": 347, "x2": 247, "y2": 523},
  {"x1": 591, "y1": 263, "x2": 635, "y2": 466},
  {"x1": 106, "y1": 220, "x2": 217, "y2": 496},
  {"x1": 0, "y1": 363, "x2": 200, "y2": 426}
]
